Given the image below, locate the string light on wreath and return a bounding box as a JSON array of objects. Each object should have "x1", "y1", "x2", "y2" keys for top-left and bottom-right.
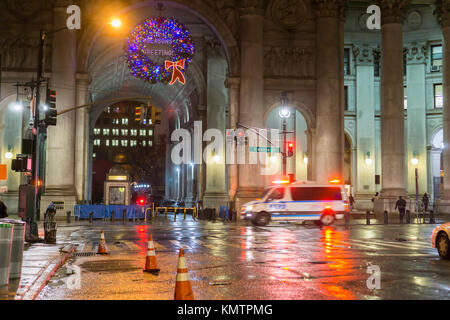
[{"x1": 126, "y1": 17, "x2": 195, "y2": 85}]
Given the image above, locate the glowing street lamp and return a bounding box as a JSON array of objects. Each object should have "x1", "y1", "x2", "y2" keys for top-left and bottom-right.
[
  {"x1": 365, "y1": 152, "x2": 373, "y2": 165},
  {"x1": 110, "y1": 17, "x2": 122, "y2": 28},
  {"x1": 5, "y1": 152, "x2": 13, "y2": 159}
]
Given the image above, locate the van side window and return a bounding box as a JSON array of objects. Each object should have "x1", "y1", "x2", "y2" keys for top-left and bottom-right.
[
  {"x1": 267, "y1": 188, "x2": 284, "y2": 201},
  {"x1": 291, "y1": 187, "x2": 342, "y2": 201}
]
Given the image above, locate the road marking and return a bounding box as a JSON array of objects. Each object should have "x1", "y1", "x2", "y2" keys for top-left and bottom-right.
[
  {"x1": 169, "y1": 240, "x2": 191, "y2": 249},
  {"x1": 191, "y1": 239, "x2": 218, "y2": 250}
]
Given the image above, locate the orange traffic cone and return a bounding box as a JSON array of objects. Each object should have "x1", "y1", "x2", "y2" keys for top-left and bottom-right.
[
  {"x1": 97, "y1": 230, "x2": 108, "y2": 255},
  {"x1": 174, "y1": 248, "x2": 194, "y2": 300},
  {"x1": 143, "y1": 235, "x2": 160, "y2": 274}
]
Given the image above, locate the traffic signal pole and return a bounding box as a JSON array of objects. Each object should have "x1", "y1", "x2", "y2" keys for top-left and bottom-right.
[
  {"x1": 27, "y1": 30, "x2": 46, "y2": 239},
  {"x1": 282, "y1": 118, "x2": 287, "y2": 177}
]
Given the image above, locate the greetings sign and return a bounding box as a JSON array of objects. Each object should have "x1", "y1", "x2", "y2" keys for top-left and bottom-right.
[{"x1": 126, "y1": 17, "x2": 194, "y2": 85}]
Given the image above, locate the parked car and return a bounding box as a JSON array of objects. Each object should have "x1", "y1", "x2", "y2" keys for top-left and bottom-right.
[{"x1": 431, "y1": 222, "x2": 450, "y2": 260}]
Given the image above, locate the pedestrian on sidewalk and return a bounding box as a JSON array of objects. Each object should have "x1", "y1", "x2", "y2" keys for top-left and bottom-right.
[
  {"x1": 349, "y1": 194, "x2": 355, "y2": 211},
  {"x1": 422, "y1": 193, "x2": 430, "y2": 212},
  {"x1": 395, "y1": 196, "x2": 407, "y2": 224},
  {"x1": 0, "y1": 197, "x2": 7, "y2": 218}
]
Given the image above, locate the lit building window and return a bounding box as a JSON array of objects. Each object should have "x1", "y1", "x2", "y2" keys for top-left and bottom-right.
[
  {"x1": 112, "y1": 129, "x2": 119, "y2": 136},
  {"x1": 148, "y1": 140, "x2": 153, "y2": 147},
  {"x1": 140, "y1": 129, "x2": 146, "y2": 136},
  {"x1": 149, "y1": 129, "x2": 153, "y2": 136},
  {"x1": 94, "y1": 139, "x2": 101, "y2": 146},
  {"x1": 105, "y1": 140, "x2": 110, "y2": 147},
  {"x1": 344, "y1": 48, "x2": 350, "y2": 76},
  {"x1": 121, "y1": 140, "x2": 128, "y2": 147},
  {"x1": 131, "y1": 129, "x2": 138, "y2": 136},
  {"x1": 103, "y1": 128, "x2": 110, "y2": 135},
  {"x1": 93, "y1": 153, "x2": 96, "y2": 158},
  {"x1": 94, "y1": 128, "x2": 101, "y2": 135},
  {"x1": 112, "y1": 140, "x2": 119, "y2": 146},
  {"x1": 122, "y1": 118, "x2": 129, "y2": 125},
  {"x1": 404, "y1": 86, "x2": 407, "y2": 110},
  {"x1": 434, "y1": 84, "x2": 443, "y2": 108},
  {"x1": 142, "y1": 141, "x2": 147, "y2": 147},
  {"x1": 130, "y1": 140, "x2": 137, "y2": 147},
  {"x1": 112, "y1": 118, "x2": 120, "y2": 124},
  {"x1": 431, "y1": 45, "x2": 443, "y2": 71},
  {"x1": 121, "y1": 129, "x2": 128, "y2": 136}
]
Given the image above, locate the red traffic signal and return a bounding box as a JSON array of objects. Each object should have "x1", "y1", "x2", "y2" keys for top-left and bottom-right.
[
  {"x1": 287, "y1": 141, "x2": 294, "y2": 157},
  {"x1": 137, "y1": 197, "x2": 145, "y2": 205}
]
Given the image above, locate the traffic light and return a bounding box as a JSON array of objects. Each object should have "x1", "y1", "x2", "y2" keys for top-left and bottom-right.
[
  {"x1": 12, "y1": 155, "x2": 31, "y2": 172},
  {"x1": 44, "y1": 88, "x2": 57, "y2": 126},
  {"x1": 287, "y1": 141, "x2": 294, "y2": 157},
  {"x1": 135, "y1": 106, "x2": 142, "y2": 122},
  {"x1": 151, "y1": 106, "x2": 162, "y2": 125},
  {"x1": 137, "y1": 197, "x2": 145, "y2": 206}
]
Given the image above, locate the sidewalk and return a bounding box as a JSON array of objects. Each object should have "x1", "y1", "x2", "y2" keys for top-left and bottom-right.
[{"x1": 3, "y1": 217, "x2": 76, "y2": 300}]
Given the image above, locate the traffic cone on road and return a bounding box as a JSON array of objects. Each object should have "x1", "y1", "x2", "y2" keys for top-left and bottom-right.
[
  {"x1": 97, "y1": 230, "x2": 108, "y2": 255},
  {"x1": 143, "y1": 235, "x2": 160, "y2": 274},
  {"x1": 174, "y1": 248, "x2": 194, "y2": 300}
]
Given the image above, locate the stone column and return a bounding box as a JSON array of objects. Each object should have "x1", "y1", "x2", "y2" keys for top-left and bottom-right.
[
  {"x1": 226, "y1": 76, "x2": 240, "y2": 210},
  {"x1": 405, "y1": 42, "x2": 428, "y2": 195},
  {"x1": 376, "y1": 0, "x2": 408, "y2": 212},
  {"x1": 314, "y1": 0, "x2": 346, "y2": 183},
  {"x1": 42, "y1": 2, "x2": 78, "y2": 213},
  {"x1": 235, "y1": 0, "x2": 265, "y2": 211},
  {"x1": 353, "y1": 44, "x2": 376, "y2": 196},
  {"x1": 203, "y1": 42, "x2": 228, "y2": 209},
  {"x1": 436, "y1": 0, "x2": 450, "y2": 210},
  {"x1": 74, "y1": 73, "x2": 91, "y2": 202}
]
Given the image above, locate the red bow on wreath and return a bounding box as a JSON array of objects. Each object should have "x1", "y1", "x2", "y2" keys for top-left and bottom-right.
[{"x1": 165, "y1": 59, "x2": 186, "y2": 85}]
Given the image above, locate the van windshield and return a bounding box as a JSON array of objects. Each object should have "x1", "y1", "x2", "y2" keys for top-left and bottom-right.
[{"x1": 290, "y1": 187, "x2": 342, "y2": 201}]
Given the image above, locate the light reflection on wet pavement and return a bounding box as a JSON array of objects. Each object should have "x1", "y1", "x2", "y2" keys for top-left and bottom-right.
[{"x1": 33, "y1": 218, "x2": 450, "y2": 300}]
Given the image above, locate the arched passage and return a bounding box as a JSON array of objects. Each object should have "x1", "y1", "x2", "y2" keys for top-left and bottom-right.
[{"x1": 48, "y1": 1, "x2": 234, "y2": 207}]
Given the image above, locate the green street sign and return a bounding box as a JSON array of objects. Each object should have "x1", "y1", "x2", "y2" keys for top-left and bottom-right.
[{"x1": 249, "y1": 146, "x2": 281, "y2": 153}]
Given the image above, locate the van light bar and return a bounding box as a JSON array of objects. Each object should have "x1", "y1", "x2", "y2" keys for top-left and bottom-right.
[{"x1": 272, "y1": 179, "x2": 290, "y2": 185}]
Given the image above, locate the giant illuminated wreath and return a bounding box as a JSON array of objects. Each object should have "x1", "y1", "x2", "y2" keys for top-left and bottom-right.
[{"x1": 126, "y1": 17, "x2": 195, "y2": 85}]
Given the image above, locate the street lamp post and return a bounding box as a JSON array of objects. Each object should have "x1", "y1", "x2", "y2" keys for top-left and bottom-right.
[{"x1": 279, "y1": 93, "x2": 291, "y2": 177}]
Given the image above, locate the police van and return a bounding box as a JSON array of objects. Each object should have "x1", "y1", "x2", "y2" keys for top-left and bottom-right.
[{"x1": 241, "y1": 180, "x2": 350, "y2": 226}]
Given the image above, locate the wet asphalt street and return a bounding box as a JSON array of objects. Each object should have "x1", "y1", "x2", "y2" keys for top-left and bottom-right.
[{"x1": 36, "y1": 216, "x2": 450, "y2": 300}]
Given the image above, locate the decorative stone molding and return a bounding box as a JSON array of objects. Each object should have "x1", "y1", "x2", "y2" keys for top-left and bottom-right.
[
  {"x1": 225, "y1": 76, "x2": 241, "y2": 89},
  {"x1": 313, "y1": 0, "x2": 348, "y2": 19},
  {"x1": 6, "y1": 0, "x2": 44, "y2": 20},
  {"x1": 379, "y1": 0, "x2": 410, "y2": 25},
  {"x1": 264, "y1": 46, "x2": 315, "y2": 78},
  {"x1": 239, "y1": 0, "x2": 265, "y2": 15},
  {"x1": 205, "y1": 38, "x2": 226, "y2": 59},
  {"x1": 0, "y1": 37, "x2": 52, "y2": 71},
  {"x1": 405, "y1": 42, "x2": 427, "y2": 65},
  {"x1": 352, "y1": 44, "x2": 376, "y2": 66},
  {"x1": 203, "y1": 0, "x2": 240, "y2": 38},
  {"x1": 270, "y1": 0, "x2": 310, "y2": 30},
  {"x1": 435, "y1": 0, "x2": 450, "y2": 28}
]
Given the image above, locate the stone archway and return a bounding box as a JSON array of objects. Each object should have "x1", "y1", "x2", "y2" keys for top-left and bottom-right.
[{"x1": 43, "y1": 1, "x2": 235, "y2": 208}]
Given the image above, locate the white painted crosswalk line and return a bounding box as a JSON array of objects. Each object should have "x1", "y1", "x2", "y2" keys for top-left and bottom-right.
[
  {"x1": 191, "y1": 239, "x2": 218, "y2": 250},
  {"x1": 169, "y1": 240, "x2": 191, "y2": 249}
]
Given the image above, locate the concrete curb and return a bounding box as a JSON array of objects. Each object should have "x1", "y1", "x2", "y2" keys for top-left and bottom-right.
[{"x1": 18, "y1": 244, "x2": 75, "y2": 300}]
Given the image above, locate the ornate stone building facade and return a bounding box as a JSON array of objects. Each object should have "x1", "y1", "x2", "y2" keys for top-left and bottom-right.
[{"x1": 0, "y1": 0, "x2": 449, "y2": 214}]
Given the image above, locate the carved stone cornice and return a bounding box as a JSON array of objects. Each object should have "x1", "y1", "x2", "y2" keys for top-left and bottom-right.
[
  {"x1": 225, "y1": 77, "x2": 241, "y2": 89},
  {"x1": 352, "y1": 44, "x2": 376, "y2": 66},
  {"x1": 435, "y1": 0, "x2": 450, "y2": 28},
  {"x1": 379, "y1": 0, "x2": 410, "y2": 25},
  {"x1": 405, "y1": 42, "x2": 427, "y2": 64},
  {"x1": 313, "y1": 0, "x2": 348, "y2": 19},
  {"x1": 239, "y1": 0, "x2": 265, "y2": 16}
]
